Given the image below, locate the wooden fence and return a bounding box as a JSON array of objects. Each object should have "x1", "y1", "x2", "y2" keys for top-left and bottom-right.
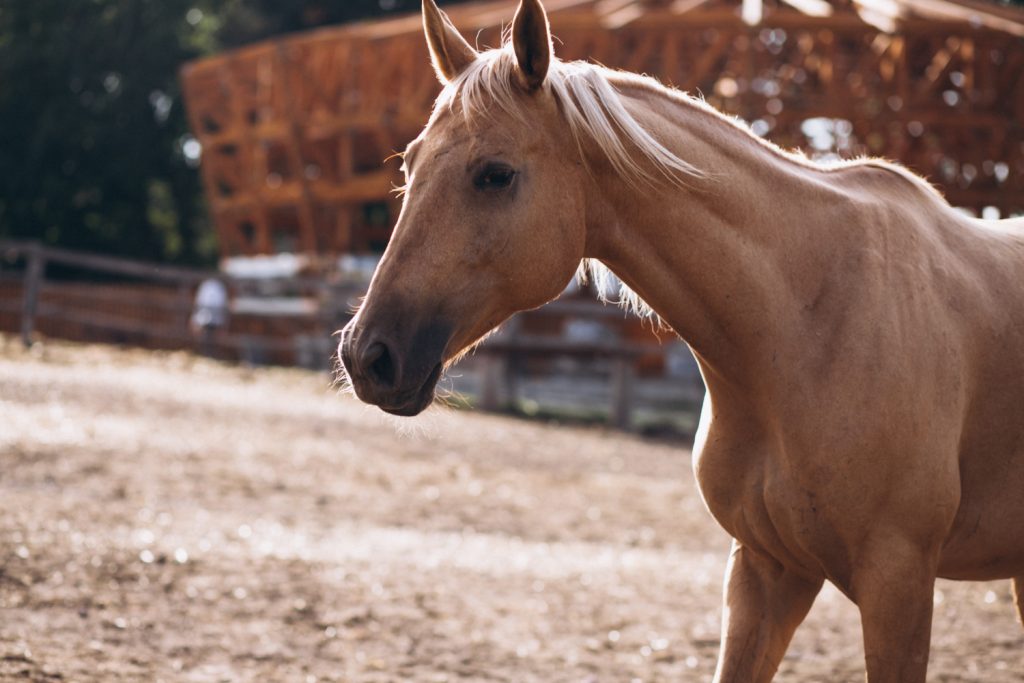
[
  {"x1": 0, "y1": 240, "x2": 340, "y2": 365},
  {"x1": 0, "y1": 241, "x2": 702, "y2": 431}
]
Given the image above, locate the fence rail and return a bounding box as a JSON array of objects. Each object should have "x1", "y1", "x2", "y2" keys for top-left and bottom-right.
[
  {"x1": 0, "y1": 240, "x2": 702, "y2": 431},
  {"x1": 0, "y1": 241, "x2": 337, "y2": 358},
  {"x1": 2, "y1": 239, "x2": 212, "y2": 285}
]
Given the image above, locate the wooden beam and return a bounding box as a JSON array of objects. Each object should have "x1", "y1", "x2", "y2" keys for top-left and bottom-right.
[
  {"x1": 779, "y1": 0, "x2": 834, "y2": 17},
  {"x1": 682, "y1": 29, "x2": 734, "y2": 90},
  {"x1": 0, "y1": 241, "x2": 214, "y2": 284},
  {"x1": 311, "y1": 170, "x2": 397, "y2": 204},
  {"x1": 670, "y1": 0, "x2": 715, "y2": 14},
  {"x1": 602, "y1": 4, "x2": 647, "y2": 28},
  {"x1": 898, "y1": 0, "x2": 1024, "y2": 36},
  {"x1": 274, "y1": 44, "x2": 318, "y2": 254},
  {"x1": 742, "y1": 0, "x2": 764, "y2": 24},
  {"x1": 854, "y1": 0, "x2": 903, "y2": 31}
]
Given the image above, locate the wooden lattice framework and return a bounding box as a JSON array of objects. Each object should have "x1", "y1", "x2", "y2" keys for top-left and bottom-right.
[{"x1": 180, "y1": 0, "x2": 1024, "y2": 258}]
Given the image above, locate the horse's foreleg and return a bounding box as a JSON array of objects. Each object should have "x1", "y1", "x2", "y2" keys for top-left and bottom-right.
[
  {"x1": 1013, "y1": 577, "x2": 1024, "y2": 628},
  {"x1": 851, "y1": 536, "x2": 938, "y2": 683},
  {"x1": 713, "y1": 541, "x2": 823, "y2": 683}
]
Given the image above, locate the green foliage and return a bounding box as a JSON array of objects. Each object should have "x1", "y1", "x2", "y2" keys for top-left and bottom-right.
[
  {"x1": 214, "y1": 1, "x2": 444, "y2": 47},
  {"x1": 0, "y1": 0, "x2": 469, "y2": 266},
  {"x1": 1, "y1": 0, "x2": 214, "y2": 263}
]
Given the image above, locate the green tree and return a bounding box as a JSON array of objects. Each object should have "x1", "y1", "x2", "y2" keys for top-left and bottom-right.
[
  {"x1": 0, "y1": 1, "x2": 214, "y2": 263},
  {"x1": 0, "y1": 0, "x2": 469, "y2": 266}
]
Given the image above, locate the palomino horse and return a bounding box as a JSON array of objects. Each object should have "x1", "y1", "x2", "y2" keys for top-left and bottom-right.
[{"x1": 339, "y1": 0, "x2": 1024, "y2": 679}]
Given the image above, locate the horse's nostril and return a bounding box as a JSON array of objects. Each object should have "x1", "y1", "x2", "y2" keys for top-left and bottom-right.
[{"x1": 364, "y1": 341, "x2": 396, "y2": 388}]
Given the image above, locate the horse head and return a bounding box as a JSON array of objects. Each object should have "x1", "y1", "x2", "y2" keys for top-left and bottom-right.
[{"x1": 338, "y1": 0, "x2": 590, "y2": 415}]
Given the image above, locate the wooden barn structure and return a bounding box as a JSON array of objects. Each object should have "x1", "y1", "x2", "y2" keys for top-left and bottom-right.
[{"x1": 181, "y1": 0, "x2": 1024, "y2": 259}]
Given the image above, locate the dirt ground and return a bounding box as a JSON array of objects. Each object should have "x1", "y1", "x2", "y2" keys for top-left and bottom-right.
[{"x1": 1, "y1": 336, "x2": 1021, "y2": 682}]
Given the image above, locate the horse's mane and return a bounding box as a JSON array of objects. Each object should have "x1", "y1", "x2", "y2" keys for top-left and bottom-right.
[
  {"x1": 435, "y1": 45, "x2": 706, "y2": 320},
  {"x1": 437, "y1": 40, "x2": 944, "y2": 199},
  {"x1": 436, "y1": 44, "x2": 705, "y2": 188},
  {"x1": 433, "y1": 39, "x2": 946, "y2": 321}
]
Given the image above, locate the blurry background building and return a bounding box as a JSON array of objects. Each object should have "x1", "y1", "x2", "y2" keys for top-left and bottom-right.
[{"x1": 180, "y1": 0, "x2": 1024, "y2": 260}]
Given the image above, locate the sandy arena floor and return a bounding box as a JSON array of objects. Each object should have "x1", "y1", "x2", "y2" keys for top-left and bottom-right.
[{"x1": 1, "y1": 337, "x2": 1022, "y2": 682}]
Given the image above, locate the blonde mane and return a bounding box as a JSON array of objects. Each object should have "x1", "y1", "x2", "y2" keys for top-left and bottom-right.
[
  {"x1": 431, "y1": 40, "x2": 946, "y2": 321},
  {"x1": 437, "y1": 44, "x2": 706, "y2": 188},
  {"x1": 435, "y1": 45, "x2": 707, "y2": 320}
]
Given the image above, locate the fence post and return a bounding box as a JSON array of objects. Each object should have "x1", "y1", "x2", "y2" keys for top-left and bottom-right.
[
  {"x1": 478, "y1": 353, "x2": 507, "y2": 412},
  {"x1": 177, "y1": 282, "x2": 193, "y2": 335},
  {"x1": 20, "y1": 244, "x2": 45, "y2": 347},
  {"x1": 610, "y1": 355, "x2": 635, "y2": 431}
]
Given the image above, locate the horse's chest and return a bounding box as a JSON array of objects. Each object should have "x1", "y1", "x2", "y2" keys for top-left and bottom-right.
[
  {"x1": 692, "y1": 431, "x2": 826, "y2": 572},
  {"x1": 692, "y1": 438, "x2": 771, "y2": 544}
]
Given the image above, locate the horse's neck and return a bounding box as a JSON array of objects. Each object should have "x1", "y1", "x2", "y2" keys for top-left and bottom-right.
[{"x1": 584, "y1": 85, "x2": 853, "y2": 394}]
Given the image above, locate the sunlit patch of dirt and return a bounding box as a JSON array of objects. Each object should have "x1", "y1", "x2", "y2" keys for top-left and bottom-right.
[{"x1": 1, "y1": 336, "x2": 1021, "y2": 682}]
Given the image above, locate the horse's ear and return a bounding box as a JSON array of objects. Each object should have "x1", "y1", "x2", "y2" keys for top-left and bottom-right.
[
  {"x1": 512, "y1": 0, "x2": 552, "y2": 90},
  {"x1": 423, "y1": 0, "x2": 477, "y2": 83}
]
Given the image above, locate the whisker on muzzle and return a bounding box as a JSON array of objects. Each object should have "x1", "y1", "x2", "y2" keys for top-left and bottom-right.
[
  {"x1": 331, "y1": 326, "x2": 356, "y2": 397},
  {"x1": 433, "y1": 372, "x2": 472, "y2": 410}
]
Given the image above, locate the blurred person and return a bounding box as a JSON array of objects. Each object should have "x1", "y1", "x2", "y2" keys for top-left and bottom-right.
[{"x1": 190, "y1": 277, "x2": 229, "y2": 357}]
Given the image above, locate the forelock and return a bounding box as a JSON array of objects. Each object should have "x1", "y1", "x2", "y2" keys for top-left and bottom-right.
[{"x1": 431, "y1": 44, "x2": 705, "y2": 188}]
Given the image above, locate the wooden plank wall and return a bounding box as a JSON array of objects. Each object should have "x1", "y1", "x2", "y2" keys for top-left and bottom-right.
[{"x1": 180, "y1": 0, "x2": 1024, "y2": 259}]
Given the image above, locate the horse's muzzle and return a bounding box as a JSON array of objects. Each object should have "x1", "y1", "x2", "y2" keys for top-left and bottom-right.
[{"x1": 338, "y1": 318, "x2": 449, "y2": 416}]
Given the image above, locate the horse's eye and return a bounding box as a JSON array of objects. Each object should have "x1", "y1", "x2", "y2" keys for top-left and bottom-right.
[{"x1": 474, "y1": 164, "x2": 517, "y2": 190}]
